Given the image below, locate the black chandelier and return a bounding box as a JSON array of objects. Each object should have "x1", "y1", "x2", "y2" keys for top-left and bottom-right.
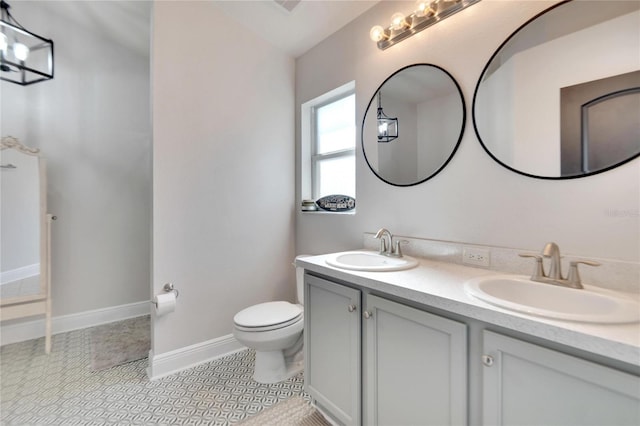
[
  {"x1": 377, "y1": 92, "x2": 399, "y2": 143},
  {"x1": 0, "y1": 0, "x2": 53, "y2": 85}
]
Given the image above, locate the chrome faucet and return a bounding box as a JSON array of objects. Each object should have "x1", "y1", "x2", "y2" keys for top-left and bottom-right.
[
  {"x1": 375, "y1": 228, "x2": 393, "y2": 255},
  {"x1": 542, "y1": 242, "x2": 562, "y2": 280},
  {"x1": 374, "y1": 228, "x2": 408, "y2": 257},
  {"x1": 519, "y1": 242, "x2": 600, "y2": 289}
]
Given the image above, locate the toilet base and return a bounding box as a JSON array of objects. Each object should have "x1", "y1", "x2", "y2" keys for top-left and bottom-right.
[{"x1": 253, "y1": 349, "x2": 303, "y2": 384}]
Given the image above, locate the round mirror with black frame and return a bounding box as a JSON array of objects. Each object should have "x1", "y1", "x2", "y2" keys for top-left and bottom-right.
[
  {"x1": 362, "y1": 63, "x2": 466, "y2": 187},
  {"x1": 473, "y1": 0, "x2": 640, "y2": 180}
]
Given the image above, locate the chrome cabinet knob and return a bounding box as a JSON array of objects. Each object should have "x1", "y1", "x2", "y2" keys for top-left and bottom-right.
[
  {"x1": 482, "y1": 355, "x2": 494, "y2": 367},
  {"x1": 347, "y1": 304, "x2": 357, "y2": 313},
  {"x1": 363, "y1": 311, "x2": 372, "y2": 319}
]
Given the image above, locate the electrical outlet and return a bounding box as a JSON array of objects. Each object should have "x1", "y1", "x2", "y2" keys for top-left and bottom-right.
[{"x1": 463, "y1": 247, "x2": 491, "y2": 267}]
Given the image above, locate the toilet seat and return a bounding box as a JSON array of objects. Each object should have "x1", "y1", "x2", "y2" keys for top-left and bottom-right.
[{"x1": 234, "y1": 301, "x2": 303, "y2": 332}]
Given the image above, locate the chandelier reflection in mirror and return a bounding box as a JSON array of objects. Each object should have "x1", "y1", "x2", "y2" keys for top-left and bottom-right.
[
  {"x1": 370, "y1": 0, "x2": 480, "y2": 50},
  {"x1": 0, "y1": 0, "x2": 53, "y2": 85},
  {"x1": 377, "y1": 92, "x2": 398, "y2": 143}
]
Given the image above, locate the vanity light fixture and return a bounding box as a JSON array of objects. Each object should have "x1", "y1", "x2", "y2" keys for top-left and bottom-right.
[
  {"x1": 0, "y1": 0, "x2": 54, "y2": 85},
  {"x1": 377, "y1": 92, "x2": 398, "y2": 143},
  {"x1": 370, "y1": 0, "x2": 481, "y2": 50}
]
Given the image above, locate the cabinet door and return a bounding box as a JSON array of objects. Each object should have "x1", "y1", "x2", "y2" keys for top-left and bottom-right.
[
  {"x1": 364, "y1": 294, "x2": 468, "y2": 426},
  {"x1": 305, "y1": 274, "x2": 361, "y2": 426},
  {"x1": 483, "y1": 330, "x2": 640, "y2": 426}
]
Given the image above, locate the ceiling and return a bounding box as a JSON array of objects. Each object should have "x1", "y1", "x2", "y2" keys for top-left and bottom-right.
[
  {"x1": 211, "y1": 0, "x2": 379, "y2": 57},
  {"x1": 32, "y1": 1, "x2": 153, "y2": 56},
  {"x1": 27, "y1": 0, "x2": 378, "y2": 59}
]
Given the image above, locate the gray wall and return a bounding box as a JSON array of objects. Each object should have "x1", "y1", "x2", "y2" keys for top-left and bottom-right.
[
  {"x1": 295, "y1": 0, "x2": 640, "y2": 262},
  {"x1": 152, "y1": 1, "x2": 295, "y2": 355},
  {"x1": 0, "y1": 1, "x2": 151, "y2": 316}
]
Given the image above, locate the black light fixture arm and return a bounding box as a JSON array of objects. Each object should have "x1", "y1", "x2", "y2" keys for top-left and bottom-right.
[
  {"x1": 1, "y1": 1, "x2": 11, "y2": 23},
  {"x1": 2, "y1": 1, "x2": 30, "y2": 32}
]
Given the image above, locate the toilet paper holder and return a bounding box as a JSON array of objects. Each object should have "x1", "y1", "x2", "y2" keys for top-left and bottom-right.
[{"x1": 151, "y1": 282, "x2": 179, "y2": 307}]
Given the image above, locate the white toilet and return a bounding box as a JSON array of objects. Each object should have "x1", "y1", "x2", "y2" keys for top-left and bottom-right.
[{"x1": 233, "y1": 258, "x2": 306, "y2": 384}]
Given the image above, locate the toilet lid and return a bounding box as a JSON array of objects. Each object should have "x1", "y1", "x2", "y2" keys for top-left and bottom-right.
[{"x1": 234, "y1": 301, "x2": 303, "y2": 329}]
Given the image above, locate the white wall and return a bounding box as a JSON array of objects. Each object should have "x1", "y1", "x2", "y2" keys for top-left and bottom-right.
[
  {"x1": 475, "y1": 58, "x2": 515, "y2": 164},
  {"x1": 417, "y1": 91, "x2": 461, "y2": 174},
  {"x1": 296, "y1": 0, "x2": 640, "y2": 263},
  {"x1": 0, "y1": 1, "x2": 151, "y2": 316},
  {"x1": 152, "y1": 1, "x2": 295, "y2": 356},
  {"x1": 379, "y1": 96, "x2": 418, "y2": 184}
]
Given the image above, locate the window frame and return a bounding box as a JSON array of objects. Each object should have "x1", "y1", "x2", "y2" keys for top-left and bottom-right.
[{"x1": 309, "y1": 90, "x2": 356, "y2": 200}]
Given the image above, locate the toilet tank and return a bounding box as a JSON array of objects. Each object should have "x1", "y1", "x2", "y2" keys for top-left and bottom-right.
[{"x1": 295, "y1": 255, "x2": 310, "y2": 305}]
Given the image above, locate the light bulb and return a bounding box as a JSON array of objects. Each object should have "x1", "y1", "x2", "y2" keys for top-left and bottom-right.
[
  {"x1": 390, "y1": 12, "x2": 407, "y2": 31},
  {"x1": 369, "y1": 25, "x2": 386, "y2": 42},
  {"x1": 13, "y1": 42, "x2": 29, "y2": 61},
  {"x1": 414, "y1": 1, "x2": 429, "y2": 17},
  {"x1": 415, "y1": 0, "x2": 438, "y2": 18},
  {"x1": 0, "y1": 33, "x2": 7, "y2": 54},
  {"x1": 378, "y1": 122, "x2": 388, "y2": 135}
]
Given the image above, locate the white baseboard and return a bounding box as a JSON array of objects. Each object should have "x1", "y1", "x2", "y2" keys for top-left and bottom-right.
[
  {"x1": 147, "y1": 334, "x2": 246, "y2": 380},
  {"x1": 0, "y1": 300, "x2": 151, "y2": 346}
]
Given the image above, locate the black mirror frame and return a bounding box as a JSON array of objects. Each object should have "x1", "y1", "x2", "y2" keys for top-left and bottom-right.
[
  {"x1": 362, "y1": 63, "x2": 466, "y2": 187},
  {"x1": 472, "y1": 0, "x2": 640, "y2": 180}
]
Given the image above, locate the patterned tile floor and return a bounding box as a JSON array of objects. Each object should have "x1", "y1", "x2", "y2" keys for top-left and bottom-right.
[{"x1": 0, "y1": 328, "x2": 306, "y2": 425}]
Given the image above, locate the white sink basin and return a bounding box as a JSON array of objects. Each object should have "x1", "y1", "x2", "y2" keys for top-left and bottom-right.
[
  {"x1": 325, "y1": 251, "x2": 419, "y2": 272},
  {"x1": 464, "y1": 275, "x2": 640, "y2": 324}
]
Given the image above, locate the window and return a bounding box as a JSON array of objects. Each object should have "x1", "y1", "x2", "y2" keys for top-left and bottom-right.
[{"x1": 302, "y1": 82, "x2": 356, "y2": 205}]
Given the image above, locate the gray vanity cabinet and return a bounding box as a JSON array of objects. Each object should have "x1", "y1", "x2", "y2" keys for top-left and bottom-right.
[
  {"x1": 482, "y1": 330, "x2": 640, "y2": 426},
  {"x1": 304, "y1": 273, "x2": 468, "y2": 426},
  {"x1": 363, "y1": 294, "x2": 468, "y2": 426},
  {"x1": 304, "y1": 274, "x2": 362, "y2": 425}
]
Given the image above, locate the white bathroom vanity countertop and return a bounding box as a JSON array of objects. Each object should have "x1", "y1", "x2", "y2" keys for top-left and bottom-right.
[{"x1": 297, "y1": 251, "x2": 640, "y2": 367}]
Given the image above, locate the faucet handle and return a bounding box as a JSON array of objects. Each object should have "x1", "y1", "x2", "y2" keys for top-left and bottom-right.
[
  {"x1": 518, "y1": 253, "x2": 541, "y2": 258},
  {"x1": 570, "y1": 260, "x2": 601, "y2": 267},
  {"x1": 393, "y1": 239, "x2": 409, "y2": 257},
  {"x1": 566, "y1": 260, "x2": 601, "y2": 289},
  {"x1": 519, "y1": 253, "x2": 545, "y2": 279}
]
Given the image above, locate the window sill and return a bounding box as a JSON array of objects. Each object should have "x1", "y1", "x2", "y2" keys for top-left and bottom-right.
[{"x1": 300, "y1": 209, "x2": 356, "y2": 215}]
